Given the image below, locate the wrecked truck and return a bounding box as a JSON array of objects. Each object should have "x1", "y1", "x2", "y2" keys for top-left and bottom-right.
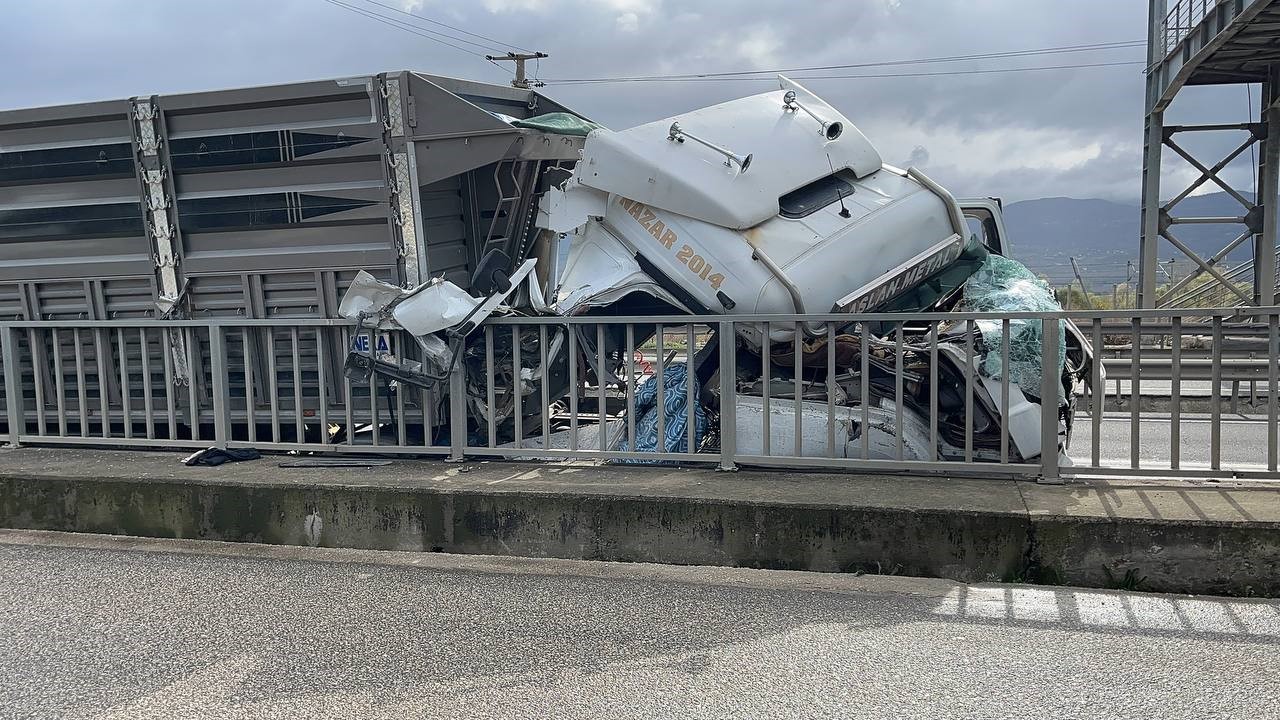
[{"x1": 341, "y1": 75, "x2": 1095, "y2": 464}]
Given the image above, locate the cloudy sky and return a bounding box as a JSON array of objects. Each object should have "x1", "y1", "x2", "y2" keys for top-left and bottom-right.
[{"x1": 2, "y1": 0, "x2": 1260, "y2": 203}]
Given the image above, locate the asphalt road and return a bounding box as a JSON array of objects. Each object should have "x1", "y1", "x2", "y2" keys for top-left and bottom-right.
[
  {"x1": 1071, "y1": 412, "x2": 1273, "y2": 472},
  {"x1": 1, "y1": 532, "x2": 1277, "y2": 719}
]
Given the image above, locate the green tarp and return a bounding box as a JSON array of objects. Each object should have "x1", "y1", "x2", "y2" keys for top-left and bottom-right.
[{"x1": 511, "y1": 112, "x2": 603, "y2": 137}]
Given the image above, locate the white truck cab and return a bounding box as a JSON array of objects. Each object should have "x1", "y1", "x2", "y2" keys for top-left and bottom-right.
[
  {"x1": 546, "y1": 77, "x2": 985, "y2": 334},
  {"x1": 343, "y1": 75, "x2": 1092, "y2": 464}
]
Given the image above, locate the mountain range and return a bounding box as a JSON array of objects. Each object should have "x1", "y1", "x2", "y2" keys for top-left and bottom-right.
[{"x1": 1000, "y1": 191, "x2": 1273, "y2": 289}]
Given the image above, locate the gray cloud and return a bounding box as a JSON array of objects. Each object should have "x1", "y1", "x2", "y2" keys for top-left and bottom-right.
[
  {"x1": 0, "y1": 0, "x2": 1256, "y2": 203},
  {"x1": 901, "y1": 145, "x2": 929, "y2": 169}
]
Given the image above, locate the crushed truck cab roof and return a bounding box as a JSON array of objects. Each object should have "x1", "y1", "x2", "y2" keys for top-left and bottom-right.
[{"x1": 574, "y1": 77, "x2": 883, "y2": 230}]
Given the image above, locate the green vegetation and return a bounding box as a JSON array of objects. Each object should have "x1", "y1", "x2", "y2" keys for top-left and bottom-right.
[{"x1": 1102, "y1": 566, "x2": 1148, "y2": 592}]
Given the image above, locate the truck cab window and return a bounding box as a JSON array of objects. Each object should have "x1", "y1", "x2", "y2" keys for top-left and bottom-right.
[{"x1": 962, "y1": 207, "x2": 1003, "y2": 255}]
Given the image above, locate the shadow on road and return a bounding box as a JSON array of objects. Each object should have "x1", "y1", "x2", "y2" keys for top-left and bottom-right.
[{"x1": 928, "y1": 584, "x2": 1279, "y2": 641}]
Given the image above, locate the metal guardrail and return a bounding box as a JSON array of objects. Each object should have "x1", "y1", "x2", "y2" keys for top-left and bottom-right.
[
  {"x1": 0, "y1": 319, "x2": 449, "y2": 455},
  {"x1": 1, "y1": 308, "x2": 1278, "y2": 481},
  {"x1": 1163, "y1": 0, "x2": 1220, "y2": 54},
  {"x1": 1097, "y1": 320, "x2": 1276, "y2": 383},
  {"x1": 1160, "y1": 254, "x2": 1280, "y2": 309}
]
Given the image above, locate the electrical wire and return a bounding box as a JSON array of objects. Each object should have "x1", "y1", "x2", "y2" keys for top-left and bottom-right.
[
  {"x1": 349, "y1": 0, "x2": 531, "y2": 54},
  {"x1": 542, "y1": 40, "x2": 1145, "y2": 84},
  {"x1": 488, "y1": 58, "x2": 516, "y2": 78},
  {"x1": 321, "y1": 0, "x2": 497, "y2": 56},
  {"x1": 546, "y1": 60, "x2": 1144, "y2": 85},
  {"x1": 549, "y1": 39, "x2": 1144, "y2": 82}
]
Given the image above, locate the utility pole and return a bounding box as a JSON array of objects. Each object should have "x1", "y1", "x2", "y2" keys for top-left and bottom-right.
[
  {"x1": 485, "y1": 52, "x2": 548, "y2": 89},
  {"x1": 1070, "y1": 257, "x2": 1095, "y2": 309}
]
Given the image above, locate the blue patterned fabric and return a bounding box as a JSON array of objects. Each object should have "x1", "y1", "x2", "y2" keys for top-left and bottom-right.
[{"x1": 621, "y1": 363, "x2": 707, "y2": 454}]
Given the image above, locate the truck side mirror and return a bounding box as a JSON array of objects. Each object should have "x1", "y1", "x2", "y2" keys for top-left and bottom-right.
[{"x1": 471, "y1": 248, "x2": 513, "y2": 295}]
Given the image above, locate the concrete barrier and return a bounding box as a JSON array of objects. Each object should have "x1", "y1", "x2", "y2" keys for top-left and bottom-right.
[{"x1": 1, "y1": 448, "x2": 1277, "y2": 596}]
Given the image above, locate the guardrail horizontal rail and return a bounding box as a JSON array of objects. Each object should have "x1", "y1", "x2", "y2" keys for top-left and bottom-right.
[{"x1": 1, "y1": 306, "x2": 1276, "y2": 482}]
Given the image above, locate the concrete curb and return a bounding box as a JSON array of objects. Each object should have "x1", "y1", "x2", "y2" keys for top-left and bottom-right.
[
  {"x1": 1, "y1": 448, "x2": 1277, "y2": 596},
  {"x1": 0, "y1": 474, "x2": 1029, "y2": 583}
]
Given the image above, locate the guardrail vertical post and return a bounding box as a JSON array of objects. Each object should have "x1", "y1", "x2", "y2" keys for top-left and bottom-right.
[
  {"x1": 1130, "y1": 317, "x2": 1141, "y2": 469},
  {"x1": 717, "y1": 320, "x2": 737, "y2": 472},
  {"x1": 1269, "y1": 311, "x2": 1278, "y2": 473},
  {"x1": 209, "y1": 325, "x2": 229, "y2": 450},
  {"x1": 1038, "y1": 315, "x2": 1061, "y2": 484},
  {"x1": 1211, "y1": 315, "x2": 1223, "y2": 471},
  {"x1": 1171, "y1": 316, "x2": 1181, "y2": 470},
  {"x1": 2, "y1": 325, "x2": 24, "y2": 448},
  {"x1": 448, "y1": 353, "x2": 466, "y2": 462}
]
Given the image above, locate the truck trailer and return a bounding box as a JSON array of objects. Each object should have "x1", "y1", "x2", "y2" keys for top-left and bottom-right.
[{"x1": 1, "y1": 71, "x2": 591, "y2": 439}]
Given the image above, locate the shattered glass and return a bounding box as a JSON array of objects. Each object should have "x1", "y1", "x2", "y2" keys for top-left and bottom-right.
[{"x1": 957, "y1": 253, "x2": 1066, "y2": 400}]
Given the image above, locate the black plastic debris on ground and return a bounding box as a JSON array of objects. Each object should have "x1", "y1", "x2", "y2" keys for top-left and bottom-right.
[{"x1": 182, "y1": 448, "x2": 263, "y2": 467}]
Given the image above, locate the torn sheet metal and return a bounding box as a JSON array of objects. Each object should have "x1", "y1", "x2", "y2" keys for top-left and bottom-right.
[
  {"x1": 499, "y1": 419, "x2": 627, "y2": 459},
  {"x1": 339, "y1": 259, "x2": 540, "y2": 337},
  {"x1": 537, "y1": 181, "x2": 609, "y2": 233},
  {"x1": 553, "y1": 223, "x2": 688, "y2": 313},
  {"x1": 338, "y1": 271, "x2": 408, "y2": 328},
  {"x1": 734, "y1": 395, "x2": 931, "y2": 460},
  {"x1": 392, "y1": 280, "x2": 481, "y2": 336},
  {"x1": 978, "y1": 374, "x2": 1042, "y2": 460}
]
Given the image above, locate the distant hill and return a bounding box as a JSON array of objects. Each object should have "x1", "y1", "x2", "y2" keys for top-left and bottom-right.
[{"x1": 1001, "y1": 191, "x2": 1274, "y2": 289}]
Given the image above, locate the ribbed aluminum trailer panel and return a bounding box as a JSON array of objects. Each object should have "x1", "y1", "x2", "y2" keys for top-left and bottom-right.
[
  {"x1": 0, "y1": 72, "x2": 587, "y2": 439},
  {"x1": 0, "y1": 71, "x2": 585, "y2": 321}
]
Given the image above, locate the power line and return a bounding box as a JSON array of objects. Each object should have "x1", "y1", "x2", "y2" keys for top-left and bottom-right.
[
  {"x1": 546, "y1": 60, "x2": 1144, "y2": 85},
  {"x1": 554, "y1": 40, "x2": 1143, "y2": 81},
  {"x1": 542, "y1": 39, "x2": 1144, "y2": 84},
  {"x1": 324, "y1": 0, "x2": 497, "y2": 54},
  {"x1": 488, "y1": 58, "x2": 516, "y2": 78},
  {"x1": 349, "y1": 0, "x2": 531, "y2": 54},
  {"x1": 321, "y1": 0, "x2": 496, "y2": 56}
]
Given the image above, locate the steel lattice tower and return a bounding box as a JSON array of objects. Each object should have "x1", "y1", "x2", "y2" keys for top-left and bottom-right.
[{"x1": 1140, "y1": 0, "x2": 1280, "y2": 308}]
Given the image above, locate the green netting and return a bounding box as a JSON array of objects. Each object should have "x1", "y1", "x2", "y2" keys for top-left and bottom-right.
[
  {"x1": 511, "y1": 112, "x2": 603, "y2": 137},
  {"x1": 957, "y1": 253, "x2": 1065, "y2": 399}
]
